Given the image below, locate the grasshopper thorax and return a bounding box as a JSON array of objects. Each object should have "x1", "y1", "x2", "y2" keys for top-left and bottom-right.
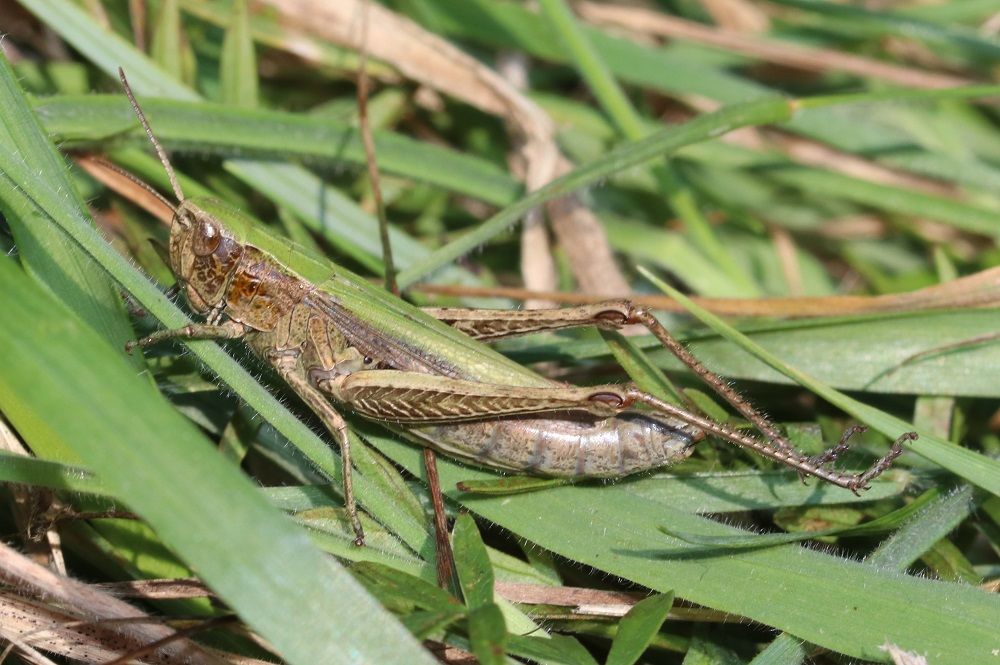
[{"x1": 169, "y1": 200, "x2": 245, "y2": 314}]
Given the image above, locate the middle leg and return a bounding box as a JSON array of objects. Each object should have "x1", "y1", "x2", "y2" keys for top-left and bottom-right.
[{"x1": 268, "y1": 350, "x2": 366, "y2": 546}]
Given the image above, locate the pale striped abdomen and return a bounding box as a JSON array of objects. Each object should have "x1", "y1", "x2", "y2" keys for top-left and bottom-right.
[{"x1": 405, "y1": 412, "x2": 703, "y2": 478}]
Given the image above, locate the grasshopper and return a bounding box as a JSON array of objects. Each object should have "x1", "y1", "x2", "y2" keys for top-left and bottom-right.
[{"x1": 117, "y1": 70, "x2": 910, "y2": 546}]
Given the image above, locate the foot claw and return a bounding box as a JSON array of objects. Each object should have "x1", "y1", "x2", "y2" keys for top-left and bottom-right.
[{"x1": 843, "y1": 431, "x2": 915, "y2": 491}]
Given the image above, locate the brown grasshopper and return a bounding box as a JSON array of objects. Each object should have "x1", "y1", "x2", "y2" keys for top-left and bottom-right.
[{"x1": 117, "y1": 70, "x2": 911, "y2": 546}]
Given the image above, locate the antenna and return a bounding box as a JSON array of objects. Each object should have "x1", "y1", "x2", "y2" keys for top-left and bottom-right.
[{"x1": 117, "y1": 67, "x2": 185, "y2": 203}]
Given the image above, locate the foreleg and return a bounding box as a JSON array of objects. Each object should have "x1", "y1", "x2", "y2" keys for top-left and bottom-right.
[{"x1": 126, "y1": 319, "x2": 247, "y2": 352}]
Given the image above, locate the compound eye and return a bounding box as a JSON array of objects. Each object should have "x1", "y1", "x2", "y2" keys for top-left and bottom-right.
[{"x1": 193, "y1": 218, "x2": 221, "y2": 256}]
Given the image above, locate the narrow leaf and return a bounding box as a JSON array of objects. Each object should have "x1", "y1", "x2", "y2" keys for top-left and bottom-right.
[
  {"x1": 0, "y1": 52, "x2": 137, "y2": 372},
  {"x1": 468, "y1": 602, "x2": 508, "y2": 665},
  {"x1": 507, "y1": 633, "x2": 600, "y2": 665},
  {"x1": 606, "y1": 592, "x2": 675, "y2": 665},
  {"x1": 401, "y1": 608, "x2": 466, "y2": 640},
  {"x1": 456, "y1": 476, "x2": 570, "y2": 494},
  {"x1": 453, "y1": 513, "x2": 496, "y2": 610},
  {"x1": 150, "y1": 0, "x2": 192, "y2": 83},
  {"x1": 351, "y1": 561, "x2": 463, "y2": 612},
  {"x1": 219, "y1": 0, "x2": 259, "y2": 108}
]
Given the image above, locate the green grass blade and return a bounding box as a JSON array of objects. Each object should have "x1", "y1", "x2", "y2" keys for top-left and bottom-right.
[
  {"x1": 869, "y1": 485, "x2": 976, "y2": 568},
  {"x1": 766, "y1": 167, "x2": 1000, "y2": 236},
  {"x1": 219, "y1": 0, "x2": 259, "y2": 108},
  {"x1": 453, "y1": 513, "x2": 495, "y2": 610},
  {"x1": 770, "y1": 0, "x2": 1000, "y2": 62},
  {"x1": 19, "y1": 0, "x2": 197, "y2": 99},
  {"x1": 36, "y1": 95, "x2": 520, "y2": 206},
  {"x1": 605, "y1": 592, "x2": 675, "y2": 665},
  {"x1": 507, "y1": 635, "x2": 599, "y2": 665},
  {"x1": 150, "y1": 0, "x2": 188, "y2": 82},
  {"x1": 0, "y1": 451, "x2": 105, "y2": 495},
  {"x1": 660, "y1": 488, "x2": 939, "y2": 548},
  {"x1": 351, "y1": 561, "x2": 463, "y2": 612},
  {"x1": 753, "y1": 485, "x2": 979, "y2": 664},
  {"x1": 0, "y1": 53, "x2": 136, "y2": 370}
]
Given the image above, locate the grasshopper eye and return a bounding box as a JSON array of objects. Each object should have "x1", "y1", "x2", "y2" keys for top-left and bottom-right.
[{"x1": 193, "y1": 218, "x2": 222, "y2": 256}]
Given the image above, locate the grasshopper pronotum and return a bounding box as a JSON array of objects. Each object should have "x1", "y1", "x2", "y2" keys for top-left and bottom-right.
[{"x1": 117, "y1": 70, "x2": 911, "y2": 546}]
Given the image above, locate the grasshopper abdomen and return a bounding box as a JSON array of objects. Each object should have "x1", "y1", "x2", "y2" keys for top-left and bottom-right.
[{"x1": 411, "y1": 414, "x2": 702, "y2": 478}]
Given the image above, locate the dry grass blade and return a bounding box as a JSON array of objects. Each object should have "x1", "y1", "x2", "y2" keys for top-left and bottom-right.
[
  {"x1": 0, "y1": 417, "x2": 63, "y2": 574},
  {"x1": 578, "y1": 1, "x2": 974, "y2": 89},
  {"x1": 415, "y1": 264, "x2": 1000, "y2": 316},
  {"x1": 496, "y1": 582, "x2": 641, "y2": 617},
  {"x1": 95, "y1": 578, "x2": 215, "y2": 600},
  {"x1": 0, "y1": 593, "x2": 126, "y2": 665},
  {"x1": 547, "y1": 156, "x2": 631, "y2": 296},
  {"x1": 75, "y1": 155, "x2": 174, "y2": 224},
  {"x1": 495, "y1": 583, "x2": 735, "y2": 622},
  {"x1": 0, "y1": 543, "x2": 218, "y2": 664},
  {"x1": 496, "y1": 50, "x2": 557, "y2": 303},
  {"x1": 0, "y1": 593, "x2": 270, "y2": 665}
]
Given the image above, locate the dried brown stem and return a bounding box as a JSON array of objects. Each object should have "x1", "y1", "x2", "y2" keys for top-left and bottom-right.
[
  {"x1": 355, "y1": 0, "x2": 397, "y2": 297},
  {"x1": 412, "y1": 265, "x2": 1000, "y2": 317},
  {"x1": 0, "y1": 543, "x2": 218, "y2": 664},
  {"x1": 578, "y1": 2, "x2": 974, "y2": 89}
]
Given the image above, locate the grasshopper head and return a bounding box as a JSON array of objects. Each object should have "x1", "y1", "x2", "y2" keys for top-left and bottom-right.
[{"x1": 169, "y1": 200, "x2": 245, "y2": 314}]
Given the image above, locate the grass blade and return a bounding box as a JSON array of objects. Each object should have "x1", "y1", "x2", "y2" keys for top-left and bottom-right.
[
  {"x1": 219, "y1": 0, "x2": 259, "y2": 108},
  {"x1": 605, "y1": 592, "x2": 675, "y2": 665}
]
